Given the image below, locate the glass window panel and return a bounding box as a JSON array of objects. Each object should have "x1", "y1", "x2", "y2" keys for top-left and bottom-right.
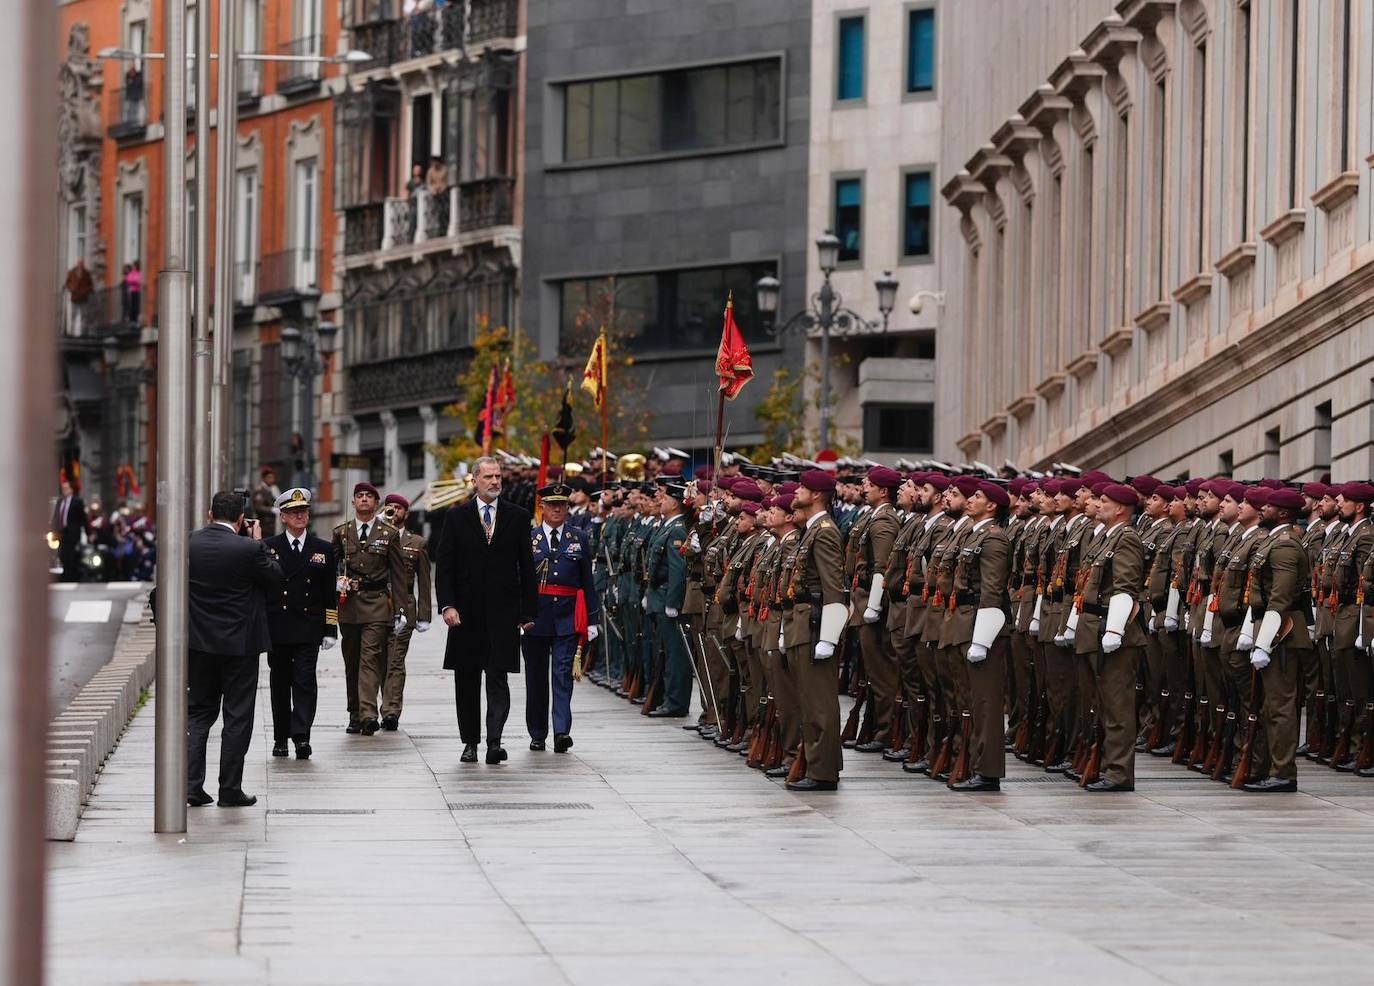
[
  {"x1": 864, "y1": 403, "x2": 933, "y2": 452},
  {"x1": 725, "y1": 63, "x2": 757, "y2": 144},
  {"x1": 837, "y1": 16, "x2": 865, "y2": 101},
  {"x1": 617, "y1": 74, "x2": 660, "y2": 158},
  {"x1": 907, "y1": 8, "x2": 935, "y2": 93},
  {"x1": 834, "y1": 178, "x2": 862, "y2": 262},
  {"x1": 590, "y1": 79, "x2": 618, "y2": 160},
  {"x1": 685, "y1": 68, "x2": 727, "y2": 150},
  {"x1": 564, "y1": 82, "x2": 591, "y2": 161},
  {"x1": 903, "y1": 171, "x2": 931, "y2": 257},
  {"x1": 755, "y1": 60, "x2": 781, "y2": 141}
]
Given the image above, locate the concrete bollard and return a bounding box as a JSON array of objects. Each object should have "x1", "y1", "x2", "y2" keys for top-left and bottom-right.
[{"x1": 46, "y1": 778, "x2": 81, "y2": 841}]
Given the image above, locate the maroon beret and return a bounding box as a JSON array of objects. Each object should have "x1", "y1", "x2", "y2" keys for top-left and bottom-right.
[
  {"x1": 775, "y1": 492, "x2": 796, "y2": 512},
  {"x1": 695, "y1": 479, "x2": 713, "y2": 494},
  {"x1": 1267, "y1": 488, "x2": 1306, "y2": 512},
  {"x1": 353, "y1": 481, "x2": 380, "y2": 498},
  {"x1": 1089, "y1": 481, "x2": 1111, "y2": 496},
  {"x1": 951, "y1": 475, "x2": 982, "y2": 497},
  {"x1": 1185, "y1": 478, "x2": 1205, "y2": 496},
  {"x1": 867, "y1": 466, "x2": 904, "y2": 490},
  {"x1": 1243, "y1": 486, "x2": 1270, "y2": 508},
  {"x1": 1130, "y1": 475, "x2": 1161, "y2": 496},
  {"x1": 1148, "y1": 485, "x2": 1174, "y2": 501},
  {"x1": 731, "y1": 479, "x2": 764, "y2": 502},
  {"x1": 777, "y1": 481, "x2": 799, "y2": 495},
  {"x1": 1257, "y1": 478, "x2": 1284, "y2": 490},
  {"x1": 919, "y1": 473, "x2": 947, "y2": 490},
  {"x1": 800, "y1": 470, "x2": 837, "y2": 494},
  {"x1": 693, "y1": 465, "x2": 713, "y2": 480},
  {"x1": 1080, "y1": 470, "x2": 1114, "y2": 485},
  {"x1": 383, "y1": 493, "x2": 410, "y2": 509},
  {"x1": 738, "y1": 500, "x2": 761, "y2": 516},
  {"x1": 1339, "y1": 481, "x2": 1374, "y2": 504},
  {"x1": 1302, "y1": 481, "x2": 1328, "y2": 499},
  {"x1": 1007, "y1": 477, "x2": 1028, "y2": 496},
  {"x1": 979, "y1": 481, "x2": 1010, "y2": 507},
  {"x1": 1168, "y1": 485, "x2": 1187, "y2": 501},
  {"x1": 1102, "y1": 483, "x2": 1138, "y2": 507}
]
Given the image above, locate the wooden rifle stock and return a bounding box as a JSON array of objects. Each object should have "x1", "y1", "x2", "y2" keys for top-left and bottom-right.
[
  {"x1": 948, "y1": 712, "x2": 972, "y2": 785},
  {"x1": 1355, "y1": 703, "x2": 1374, "y2": 772},
  {"x1": 747, "y1": 698, "x2": 772, "y2": 767},
  {"x1": 908, "y1": 694, "x2": 929, "y2": 763},
  {"x1": 929, "y1": 728, "x2": 953, "y2": 779},
  {"x1": 1330, "y1": 700, "x2": 1356, "y2": 768},
  {"x1": 785, "y1": 741, "x2": 808, "y2": 785},
  {"x1": 1230, "y1": 671, "x2": 1261, "y2": 790},
  {"x1": 885, "y1": 695, "x2": 907, "y2": 752},
  {"x1": 1210, "y1": 711, "x2": 1238, "y2": 781},
  {"x1": 1146, "y1": 689, "x2": 1171, "y2": 751},
  {"x1": 1172, "y1": 692, "x2": 1196, "y2": 764},
  {"x1": 1187, "y1": 703, "x2": 1213, "y2": 770},
  {"x1": 855, "y1": 686, "x2": 878, "y2": 746},
  {"x1": 841, "y1": 682, "x2": 867, "y2": 744}
]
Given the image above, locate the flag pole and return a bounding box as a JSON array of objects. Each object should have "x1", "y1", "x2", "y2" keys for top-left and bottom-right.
[
  {"x1": 599, "y1": 327, "x2": 609, "y2": 489},
  {"x1": 713, "y1": 293, "x2": 731, "y2": 477}
]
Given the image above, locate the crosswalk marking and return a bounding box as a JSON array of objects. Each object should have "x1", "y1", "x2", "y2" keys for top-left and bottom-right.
[
  {"x1": 122, "y1": 600, "x2": 145, "y2": 624},
  {"x1": 65, "y1": 601, "x2": 112, "y2": 624}
]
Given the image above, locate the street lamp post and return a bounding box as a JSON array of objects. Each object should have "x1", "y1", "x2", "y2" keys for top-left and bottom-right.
[
  {"x1": 755, "y1": 232, "x2": 898, "y2": 450},
  {"x1": 280, "y1": 313, "x2": 335, "y2": 492}
]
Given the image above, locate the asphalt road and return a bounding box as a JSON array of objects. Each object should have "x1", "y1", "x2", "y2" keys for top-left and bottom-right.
[{"x1": 48, "y1": 581, "x2": 150, "y2": 718}]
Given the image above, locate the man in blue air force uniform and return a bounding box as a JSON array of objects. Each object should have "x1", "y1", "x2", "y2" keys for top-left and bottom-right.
[{"x1": 523, "y1": 483, "x2": 601, "y2": 753}]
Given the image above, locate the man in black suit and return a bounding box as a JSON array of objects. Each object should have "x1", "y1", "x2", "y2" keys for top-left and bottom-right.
[
  {"x1": 186, "y1": 490, "x2": 283, "y2": 807},
  {"x1": 51, "y1": 478, "x2": 88, "y2": 582},
  {"x1": 264, "y1": 488, "x2": 336, "y2": 761},
  {"x1": 434, "y1": 456, "x2": 537, "y2": 765}
]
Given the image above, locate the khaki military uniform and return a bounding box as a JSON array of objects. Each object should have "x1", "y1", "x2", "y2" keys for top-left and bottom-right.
[
  {"x1": 332, "y1": 517, "x2": 411, "y2": 727},
  {"x1": 884, "y1": 510, "x2": 927, "y2": 753},
  {"x1": 381, "y1": 528, "x2": 430, "y2": 720},
  {"x1": 783, "y1": 513, "x2": 846, "y2": 783},
  {"x1": 849, "y1": 502, "x2": 901, "y2": 744},
  {"x1": 904, "y1": 511, "x2": 953, "y2": 760},
  {"x1": 1328, "y1": 518, "x2": 1373, "y2": 764}
]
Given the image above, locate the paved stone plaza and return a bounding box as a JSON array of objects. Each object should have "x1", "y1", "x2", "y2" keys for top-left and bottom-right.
[{"x1": 48, "y1": 628, "x2": 1374, "y2": 985}]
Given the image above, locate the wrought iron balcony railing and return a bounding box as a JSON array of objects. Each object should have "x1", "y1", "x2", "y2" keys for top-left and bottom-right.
[
  {"x1": 459, "y1": 176, "x2": 514, "y2": 232},
  {"x1": 108, "y1": 85, "x2": 148, "y2": 140},
  {"x1": 257, "y1": 249, "x2": 320, "y2": 302},
  {"x1": 277, "y1": 36, "x2": 323, "y2": 93},
  {"x1": 469, "y1": 0, "x2": 517, "y2": 45}
]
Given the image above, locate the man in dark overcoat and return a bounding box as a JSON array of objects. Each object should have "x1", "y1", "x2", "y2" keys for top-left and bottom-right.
[{"x1": 434, "y1": 456, "x2": 538, "y2": 764}]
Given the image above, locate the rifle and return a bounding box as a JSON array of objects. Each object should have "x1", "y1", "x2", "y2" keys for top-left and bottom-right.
[
  {"x1": 1307, "y1": 689, "x2": 1327, "y2": 760},
  {"x1": 884, "y1": 695, "x2": 908, "y2": 753},
  {"x1": 685, "y1": 622, "x2": 724, "y2": 734},
  {"x1": 841, "y1": 678, "x2": 868, "y2": 745},
  {"x1": 907, "y1": 691, "x2": 929, "y2": 764},
  {"x1": 639, "y1": 637, "x2": 663, "y2": 715},
  {"x1": 1230, "y1": 670, "x2": 1261, "y2": 789},
  {"x1": 1186, "y1": 700, "x2": 1213, "y2": 771},
  {"x1": 1146, "y1": 688, "x2": 1171, "y2": 752},
  {"x1": 1012, "y1": 661, "x2": 1035, "y2": 757},
  {"x1": 929, "y1": 721, "x2": 954, "y2": 779},
  {"x1": 1172, "y1": 691, "x2": 1196, "y2": 764},
  {"x1": 1330, "y1": 699, "x2": 1356, "y2": 768},
  {"x1": 1355, "y1": 703, "x2": 1374, "y2": 772},
  {"x1": 948, "y1": 711, "x2": 973, "y2": 785},
  {"x1": 762, "y1": 702, "x2": 784, "y2": 771},
  {"x1": 1078, "y1": 713, "x2": 1103, "y2": 787},
  {"x1": 747, "y1": 697, "x2": 772, "y2": 767},
  {"x1": 855, "y1": 686, "x2": 879, "y2": 747},
  {"x1": 1210, "y1": 707, "x2": 1238, "y2": 782},
  {"x1": 785, "y1": 737, "x2": 808, "y2": 785}
]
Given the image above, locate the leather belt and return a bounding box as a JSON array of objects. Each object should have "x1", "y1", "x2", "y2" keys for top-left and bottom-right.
[
  {"x1": 358, "y1": 578, "x2": 388, "y2": 592},
  {"x1": 1081, "y1": 602, "x2": 1107, "y2": 617}
]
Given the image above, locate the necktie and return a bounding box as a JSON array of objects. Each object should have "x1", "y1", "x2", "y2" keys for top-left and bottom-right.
[
  {"x1": 294, "y1": 539, "x2": 302, "y2": 555},
  {"x1": 482, "y1": 504, "x2": 494, "y2": 541},
  {"x1": 550, "y1": 529, "x2": 560, "y2": 552},
  {"x1": 360, "y1": 523, "x2": 369, "y2": 542}
]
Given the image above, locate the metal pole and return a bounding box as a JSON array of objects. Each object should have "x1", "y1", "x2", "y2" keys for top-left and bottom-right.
[
  {"x1": 0, "y1": 2, "x2": 55, "y2": 979},
  {"x1": 818, "y1": 276, "x2": 833, "y2": 450},
  {"x1": 211, "y1": 0, "x2": 239, "y2": 490},
  {"x1": 192, "y1": 0, "x2": 213, "y2": 513},
  {"x1": 156, "y1": 0, "x2": 192, "y2": 835}
]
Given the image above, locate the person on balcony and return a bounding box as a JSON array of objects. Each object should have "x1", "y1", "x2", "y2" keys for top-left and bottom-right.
[
  {"x1": 64, "y1": 258, "x2": 93, "y2": 336},
  {"x1": 426, "y1": 156, "x2": 448, "y2": 197},
  {"x1": 122, "y1": 261, "x2": 142, "y2": 325}
]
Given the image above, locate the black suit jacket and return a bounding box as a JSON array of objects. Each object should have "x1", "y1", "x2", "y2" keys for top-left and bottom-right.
[
  {"x1": 434, "y1": 497, "x2": 537, "y2": 673},
  {"x1": 52, "y1": 495, "x2": 87, "y2": 554},
  {"x1": 188, "y1": 524, "x2": 283, "y2": 657},
  {"x1": 265, "y1": 532, "x2": 337, "y2": 648}
]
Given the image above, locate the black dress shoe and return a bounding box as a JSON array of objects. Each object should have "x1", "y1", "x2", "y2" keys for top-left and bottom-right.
[
  {"x1": 217, "y1": 789, "x2": 258, "y2": 807},
  {"x1": 345, "y1": 720, "x2": 361, "y2": 735},
  {"x1": 842, "y1": 739, "x2": 858, "y2": 749},
  {"x1": 1064, "y1": 768, "x2": 1081, "y2": 782},
  {"x1": 1084, "y1": 779, "x2": 1134, "y2": 793},
  {"x1": 1045, "y1": 759, "x2": 1072, "y2": 774},
  {"x1": 648, "y1": 707, "x2": 689, "y2": 718},
  {"x1": 272, "y1": 741, "x2": 288, "y2": 758},
  {"x1": 294, "y1": 741, "x2": 312, "y2": 761},
  {"x1": 902, "y1": 758, "x2": 931, "y2": 775},
  {"x1": 554, "y1": 734, "x2": 573, "y2": 753},
  {"x1": 786, "y1": 777, "x2": 838, "y2": 792},
  {"x1": 950, "y1": 774, "x2": 1001, "y2": 792},
  {"x1": 765, "y1": 761, "x2": 792, "y2": 778},
  {"x1": 381, "y1": 715, "x2": 400, "y2": 732},
  {"x1": 854, "y1": 740, "x2": 885, "y2": 753},
  {"x1": 485, "y1": 746, "x2": 508, "y2": 765},
  {"x1": 1296, "y1": 742, "x2": 1311, "y2": 758},
  {"x1": 683, "y1": 722, "x2": 703, "y2": 731},
  {"x1": 460, "y1": 744, "x2": 478, "y2": 763},
  {"x1": 529, "y1": 739, "x2": 546, "y2": 751},
  {"x1": 882, "y1": 747, "x2": 909, "y2": 762},
  {"x1": 360, "y1": 718, "x2": 380, "y2": 736},
  {"x1": 1242, "y1": 776, "x2": 1297, "y2": 793},
  {"x1": 631, "y1": 696, "x2": 646, "y2": 706},
  {"x1": 1149, "y1": 742, "x2": 1175, "y2": 757},
  {"x1": 187, "y1": 788, "x2": 213, "y2": 807},
  {"x1": 1356, "y1": 764, "x2": 1374, "y2": 778},
  {"x1": 1333, "y1": 758, "x2": 1358, "y2": 773},
  {"x1": 699, "y1": 726, "x2": 719, "y2": 741},
  {"x1": 725, "y1": 741, "x2": 746, "y2": 753}
]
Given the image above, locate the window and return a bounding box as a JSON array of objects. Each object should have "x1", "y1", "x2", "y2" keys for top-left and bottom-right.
[
  {"x1": 561, "y1": 58, "x2": 781, "y2": 163},
  {"x1": 863, "y1": 403, "x2": 933, "y2": 453},
  {"x1": 127, "y1": 19, "x2": 146, "y2": 68},
  {"x1": 1218, "y1": 449, "x2": 1233, "y2": 477},
  {"x1": 120, "y1": 192, "x2": 144, "y2": 269},
  {"x1": 1192, "y1": 39, "x2": 1207, "y2": 271},
  {"x1": 1234, "y1": 1, "x2": 1252, "y2": 241},
  {"x1": 292, "y1": 158, "x2": 318, "y2": 288},
  {"x1": 67, "y1": 203, "x2": 87, "y2": 268},
  {"x1": 833, "y1": 176, "x2": 862, "y2": 264},
  {"x1": 404, "y1": 444, "x2": 426, "y2": 481},
  {"x1": 557, "y1": 261, "x2": 776, "y2": 355},
  {"x1": 905, "y1": 6, "x2": 936, "y2": 95},
  {"x1": 1263, "y1": 427, "x2": 1280, "y2": 478},
  {"x1": 836, "y1": 15, "x2": 865, "y2": 101},
  {"x1": 901, "y1": 170, "x2": 931, "y2": 259},
  {"x1": 186, "y1": 3, "x2": 197, "y2": 111},
  {"x1": 240, "y1": 0, "x2": 261, "y2": 95},
  {"x1": 1153, "y1": 80, "x2": 1166, "y2": 298},
  {"x1": 1336, "y1": 0, "x2": 1353, "y2": 172},
  {"x1": 231, "y1": 350, "x2": 252, "y2": 486},
  {"x1": 235, "y1": 168, "x2": 258, "y2": 303},
  {"x1": 1315, "y1": 401, "x2": 1332, "y2": 474},
  {"x1": 1282, "y1": 0, "x2": 1300, "y2": 209}
]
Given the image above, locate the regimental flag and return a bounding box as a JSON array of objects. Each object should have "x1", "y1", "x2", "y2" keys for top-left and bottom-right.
[
  {"x1": 552, "y1": 377, "x2": 576, "y2": 451},
  {"x1": 715, "y1": 295, "x2": 754, "y2": 400},
  {"x1": 580, "y1": 327, "x2": 608, "y2": 410},
  {"x1": 477, "y1": 359, "x2": 516, "y2": 454},
  {"x1": 478, "y1": 364, "x2": 498, "y2": 454}
]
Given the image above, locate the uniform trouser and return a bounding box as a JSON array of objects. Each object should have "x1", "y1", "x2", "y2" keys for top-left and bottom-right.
[
  {"x1": 653, "y1": 613, "x2": 693, "y2": 714},
  {"x1": 187, "y1": 649, "x2": 257, "y2": 795},
  {"x1": 604, "y1": 607, "x2": 624, "y2": 679},
  {"x1": 1074, "y1": 653, "x2": 1096, "y2": 751},
  {"x1": 740, "y1": 632, "x2": 766, "y2": 729},
  {"x1": 726, "y1": 634, "x2": 751, "y2": 733},
  {"x1": 267, "y1": 643, "x2": 319, "y2": 742},
  {"x1": 700, "y1": 622, "x2": 732, "y2": 728},
  {"x1": 858, "y1": 619, "x2": 899, "y2": 738},
  {"x1": 916, "y1": 637, "x2": 945, "y2": 751},
  {"x1": 380, "y1": 625, "x2": 413, "y2": 719},
  {"x1": 1199, "y1": 643, "x2": 1226, "y2": 721},
  {"x1": 1260, "y1": 645, "x2": 1301, "y2": 781},
  {"x1": 453, "y1": 667, "x2": 510, "y2": 747},
  {"x1": 1140, "y1": 633, "x2": 1167, "y2": 738},
  {"x1": 765, "y1": 641, "x2": 802, "y2": 755},
  {"x1": 1093, "y1": 645, "x2": 1141, "y2": 787},
  {"x1": 967, "y1": 637, "x2": 1009, "y2": 778},
  {"x1": 1158, "y1": 629, "x2": 1189, "y2": 742},
  {"x1": 1333, "y1": 645, "x2": 1373, "y2": 755},
  {"x1": 789, "y1": 643, "x2": 842, "y2": 782},
  {"x1": 640, "y1": 610, "x2": 658, "y2": 691},
  {"x1": 1042, "y1": 643, "x2": 1075, "y2": 761},
  {"x1": 1303, "y1": 638, "x2": 1331, "y2": 745},
  {"x1": 522, "y1": 633, "x2": 576, "y2": 739},
  {"x1": 1222, "y1": 645, "x2": 1268, "y2": 773},
  {"x1": 892, "y1": 625, "x2": 922, "y2": 744},
  {"x1": 1008, "y1": 630, "x2": 1036, "y2": 737},
  {"x1": 340, "y1": 622, "x2": 388, "y2": 724}
]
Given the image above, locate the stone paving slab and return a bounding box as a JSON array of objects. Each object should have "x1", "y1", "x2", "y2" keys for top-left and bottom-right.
[{"x1": 47, "y1": 627, "x2": 1374, "y2": 985}]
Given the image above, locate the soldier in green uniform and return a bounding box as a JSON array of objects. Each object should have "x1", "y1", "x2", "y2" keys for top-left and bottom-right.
[
  {"x1": 1214, "y1": 487, "x2": 1270, "y2": 782},
  {"x1": 852, "y1": 467, "x2": 903, "y2": 752},
  {"x1": 645, "y1": 482, "x2": 691, "y2": 717},
  {"x1": 332, "y1": 481, "x2": 411, "y2": 736},
  {"x1": 882, "y1": 474, "x2": 928, "y2": 761},
  {"x1": 378, "y1": 494, "x2": 430, "y2": 731},
  {"x1": 1328, "y1": 483, "x2": 1373, "y2": 770}
]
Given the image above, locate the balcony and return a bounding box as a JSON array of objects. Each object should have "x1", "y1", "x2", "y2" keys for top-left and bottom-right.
[
  {"x1": 238, "y1": 60, "x2": 264, "y2": 108},
  {"x1": 107, "y1": 85, "x2": 147, "y2": 141},
  {"x1": 257, "y1": 249, "x2": 320, "y2": 305},
  {"x1": 277, "y1": 36, "x2": 323, "y2": 96},
  {"x1": 345, "y1": 0, "x2": 517, "y2": 74},
  {"x1": 469, "y1": 0, "x2": 517, "y2": 46},
  {"x1": 71, "y1": 284, "x2": 149, "y2": 339},
  {"x1": 234, "y1": 260, "x2": 258, "y2": 309},
  {"x1": 343, "y1": 179, "x2": 514, "y2": 259},
  {"x1": 459, "y1": 177, "x2": 513, "y2": 232}
]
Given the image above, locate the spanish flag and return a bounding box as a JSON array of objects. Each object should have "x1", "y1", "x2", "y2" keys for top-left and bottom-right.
[{"x1": 580, "y1": 327, "x2": 608, "y2": 410}]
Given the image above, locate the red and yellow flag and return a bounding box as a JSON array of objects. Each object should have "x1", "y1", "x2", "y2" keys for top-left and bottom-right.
[
  {"x1": 580, "y1": 327, "x2": 608, "y2": 410},
  {"x1": 715, "y1": 297, "x2": 754, "y2": 400}
]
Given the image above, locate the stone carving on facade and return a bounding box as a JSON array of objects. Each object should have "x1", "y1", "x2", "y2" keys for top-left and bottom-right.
[{"x1": 58, "y1": 22, "x2": 106, "y2": 280}]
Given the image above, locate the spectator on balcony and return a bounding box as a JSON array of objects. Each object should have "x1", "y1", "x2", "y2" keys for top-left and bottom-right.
[
  {"x1": 125, "y1": 65, "x2": 144, "y2": 105},
  {"x1": 64, "y1": 258, "x2": 93, "y2": 336},
  {"x1": 426, "y1": 155, "x2": 448, "y2": 197},
  {"x1": 122, "y1": 261, "x2": 142, "y2": 325},
  {"x1": 404, "y1": 0, "x2": 434, "y2": 57},
  {"x1": 406, "y1": 163, "x2": 424, "y2": 199}
]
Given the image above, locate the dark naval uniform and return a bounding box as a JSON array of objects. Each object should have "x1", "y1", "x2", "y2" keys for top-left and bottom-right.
[
  {"x1": 523, "y1": 488, "x2": 601, "y2": 749},
  {"x1": 265, "y1": 508, "x2": 337, "y2": 753},
  {"x1": 645, "y1": 503, "x2": 691, "y2": 716}
]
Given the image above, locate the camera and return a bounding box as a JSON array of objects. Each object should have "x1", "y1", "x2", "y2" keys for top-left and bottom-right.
[{"x1": 232, "y1": 487, "x2": 257, "y2": 537}]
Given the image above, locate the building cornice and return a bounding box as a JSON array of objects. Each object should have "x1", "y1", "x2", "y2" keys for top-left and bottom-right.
[
  {"x1": 1258, "y1": 209, "x2": 1307, "y2": 248},
  {"x1": 1115, "y1": 0, "x2": 1177, "y2": 34},
  {"x1": 1049, "y1": 49, "x2": 1106, "y2": 101},
  {"x1": 1019, "y1": 84, "x2": 1073, "y2": 135},
  {"x1": 992, "y1": 115, "x2": 1041, "y2": 160},
  {"x1": 1312, "y1": 171, "x2": 1360, "y2": 212},
  {"x1": 941, "y1": 170, "x2": 985, "y2": 212},
  {"x1": 968, "y1": 144, "x2": 1014, "y2": 189},
  {"x1": 1081, "y1": 15, "x2": 1141, "y2": 68}
]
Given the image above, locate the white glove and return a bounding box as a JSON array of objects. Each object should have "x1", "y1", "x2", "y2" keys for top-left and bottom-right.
[
  {"x1": 416, "y1": 621, "x2": 431, "y2": 633},
  {"x1": 1029, "y1": 618, "x2": 1040, "y2": 636},
  {"x1": 863, "y1": 607, "x2": 880, "y2": 624},
  {"x1": 1053, "y1": 633, "x2": 1066, "y2": 646},
  {"x1": 587, "y1": 625, "x2": 599, "y2": 641},
  {"x1": 1250, "y1": 648, "x2": 1271, "y2": 670},
  {"x1": 1063, "y1": 625, "x2": 1076, "y2": 644},
  {"x1": 967, "y1": 642, "x2": 988, "y2": 663},
  {"x1": 734, "y1": 625, "x2": 745, "y2": 641},
  {"x1": 814, "y1": 641, "x2": 835, "y2": 660},
  {"x1": 689, "y1": 532, "x2": 701, "y2": 551},
  {"x1": 1199, "y1": 628, "x2": 1212, "y2": 645},
  {"x1": 1147, "y1": 615, "x2": 1155, "y2": 633},
  {"x1": 1101, "y1": 631, "x2": 1122, "y2": 654},
  {"x1": 392, "y1": 613, "x2": 407, "y2": 634},
  {"x1": 664, "y1": 608, "x2": 678, "y2": 618},
  {"x1": 320, "y1": 636, "x2": 337, "y2": 651},
  {"x1": 778, "y1": 630, "x2": 785, "y2": 652},
  {"x1": 1237, "y1": 632, "x2": 1254, "y2": 652},
  {"x1": 641, "y1": 595, "x2": 648, "y2": 608},
  {"x1": 1164, "y1": 616, "x2": 1179, "y2": 631},
  {"x1": 1356, "y1": 632, "x2": 1364, "y2": 650}
]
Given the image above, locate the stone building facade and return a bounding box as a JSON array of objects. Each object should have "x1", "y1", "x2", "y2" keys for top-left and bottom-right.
[{"x1": 938, "y1": 0, "x2": 1374, "y2": 480}]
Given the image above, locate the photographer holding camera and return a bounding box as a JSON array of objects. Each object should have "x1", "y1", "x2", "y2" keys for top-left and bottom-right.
[{"x1": 185, "y1": 490, "x2": 283, "y2": 808}]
